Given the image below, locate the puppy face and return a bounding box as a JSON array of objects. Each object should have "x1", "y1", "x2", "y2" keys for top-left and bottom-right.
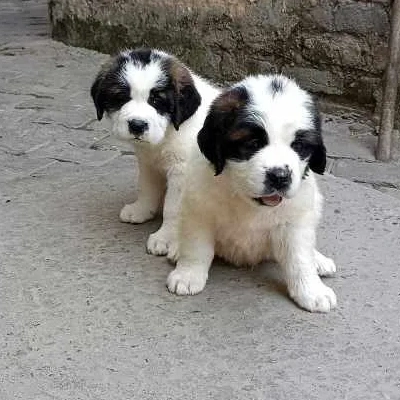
[
  {"x1": 198, "y1": 75, "x2": 326, "y2": 206},
  {"x1": 91, "y1": 49, "x2": 201, "y2": 145}
]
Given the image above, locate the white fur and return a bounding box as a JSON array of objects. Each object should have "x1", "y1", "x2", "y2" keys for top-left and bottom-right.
[
  {"x1": 167, "y1": 75, "x2": 337, "y2": 313},
  {"x1": 111, "y1": 60, "x2": 169, "y2": 145},
  {"x1": 110, "y1": 55, "x2": 221, "y2": 256}
]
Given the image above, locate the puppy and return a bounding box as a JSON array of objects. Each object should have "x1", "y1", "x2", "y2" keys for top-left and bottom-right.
[
  {"x1": 91, "y1": 49, "x2": 220, "y2": 257},
  {"x1": 167, "y1": 74, "x2": 337, "y2": 312}
]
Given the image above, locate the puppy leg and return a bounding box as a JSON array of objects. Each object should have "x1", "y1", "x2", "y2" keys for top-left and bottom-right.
[
  {"x1": 272, "y1": 226, "x2": 337, "y2": 313},
  {"x1": 314, "y1": 250, "x2": 336, "y2": 277},
  {"x1": 146, "y1": 169, "x2": 182, "y2": 258},
  {"x1": 120, "y1": 163, "x2": 164, "y2": 224},
  {"x1": 167, "y1": 219, "x2": 214, "y2": 295}
]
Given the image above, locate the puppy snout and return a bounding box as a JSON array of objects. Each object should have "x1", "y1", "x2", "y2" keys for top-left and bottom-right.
[
  {"x1": 128, "y1": 119, "x2": 148, "y2": 136},
  {"x1": 266, "y1": 166, "x2": 292, "y2": 191}
]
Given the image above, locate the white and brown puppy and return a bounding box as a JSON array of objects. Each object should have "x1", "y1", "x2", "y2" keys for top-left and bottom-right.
[
  {"x1": 91, "y1": 49, "x2": 220, "y2": 257},
  {"x1": 167, "y1": 74, "x2": 337, "y2": 313}
]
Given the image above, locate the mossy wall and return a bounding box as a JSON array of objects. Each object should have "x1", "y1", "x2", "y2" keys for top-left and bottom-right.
[{"x1": 49, "y1": 0, "x2": 392, "y2": 113}]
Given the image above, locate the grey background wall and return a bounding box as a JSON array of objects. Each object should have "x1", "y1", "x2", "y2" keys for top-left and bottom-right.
[{"x1": 49, "y1": 0, "x2": 391, "y2": 115}]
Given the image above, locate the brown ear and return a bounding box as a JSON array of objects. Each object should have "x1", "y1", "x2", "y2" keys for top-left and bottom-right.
[
  {"x1": 212, "y1": 85, "x2": 249, "y2": 113},
  {"x1": 169, "y1": 61, "x2": 201, "y2": 130}
]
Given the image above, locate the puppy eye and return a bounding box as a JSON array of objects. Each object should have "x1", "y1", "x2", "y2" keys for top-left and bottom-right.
[
  {"x1": 291, "y1": 139, "x2": 312, "y2": 159},
  {"x1": 156, "y1": 91, "x2": 167, "y2": 101},
  {"x1": 243, "y1": 138, "x2": 261, "y2": 150},
  {"x1": 149, "y1": 90, "x2": 167, "y2": 105},
  {"x1": 291, "y1": 141, "x2": 303, "y2": 152},
  {"x1": 106, "y1": 87, "x2": 131, "y2": 111},
  {"x1": 113, "y1": 94, "x2": 130, "y2": 108}
]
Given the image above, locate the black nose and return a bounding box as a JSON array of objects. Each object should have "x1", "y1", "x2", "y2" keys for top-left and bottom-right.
[
  {"x1": 128, "y1": 119, "x2": 148, "y2": 136},
  {"x1": 266, "y1": 167, "x2": 292, "y2": 190}
]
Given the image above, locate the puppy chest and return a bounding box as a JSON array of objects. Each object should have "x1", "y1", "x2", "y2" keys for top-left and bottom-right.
[
  {"x1": 138, "y1": 142, "x2": 186, "y2": 175},
  {"x1": 214, "y1": 218, "x2": 274, "y2": 266}
]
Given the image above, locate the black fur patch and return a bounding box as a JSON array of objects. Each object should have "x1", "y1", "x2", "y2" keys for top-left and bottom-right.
[
  {"x1": 172, "y1": 82, "x2": 201, "y2": 130},
  {"x1": 224, "y1": 123, "x2": 268, "y2": 161},
  {"x1": 90, "y1": 54, "x2": 131, "y2": 120},
  {"x1": 270, "y1": 77, "x2": 284, "y2": 95},
  {"x1": 290, "y1": 99, "x2": 326, "y2": 174},
  {"x1": 148, "y1": 87, "x2": 174, "y2": 116},
  {"x1": 198, "y1": 85, "x2": 267, "y2": 175},
  {"x1": 291, "y1": 129, "x2": 319, "y2": 160},
  {"x1": 160, "y1": 57, "x2": 202, "y2": 130},
  {"x1": 127, "y1": 48, "x2": 154, "y2": 65}
]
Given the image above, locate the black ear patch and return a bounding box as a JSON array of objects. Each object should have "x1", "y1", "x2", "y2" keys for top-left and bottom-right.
[
  {"x1": 90, "y1": 73, "x2": 106, "y2": 121},
  {"x1": 168, "y1": 62, "x2": 201, "y2": 130},
  {"x1": 291, "y1": 130, "x2": 326, "y2": 175},
  {"x1": 198, "y1": 115, "x2": 225, "y2": 175},
  {"x1": 197, "y1": 85, "x2": 249, "y2": 175},
  {"x1": 307, "y1": 100, "x2": 326, "y2": 174},
  {"x1": 308, "y1": 136, "x2": 326, "y2": 174},
  {"x1": 291, "y1": 100, "x2": 326, "y2": 175}
]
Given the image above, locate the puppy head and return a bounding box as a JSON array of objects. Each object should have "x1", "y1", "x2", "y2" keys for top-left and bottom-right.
[
  {"x1": 198, "y1": 75, "x2": 326, "y2": 206},
  {"x1": 90, "y1": 48, "x2": 201, "y2": 144}
]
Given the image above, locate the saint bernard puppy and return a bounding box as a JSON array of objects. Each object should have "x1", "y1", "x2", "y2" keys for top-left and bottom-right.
[
  {"x1": 167, "y1": 75, "x2": 337, "y2": 313},
  {"x1": 91, "y1": 49, "x2": 220, "y2": 256}
]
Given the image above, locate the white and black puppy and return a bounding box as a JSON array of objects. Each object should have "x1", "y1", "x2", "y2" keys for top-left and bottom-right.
[
  {"x1": 91, "y1": 49, "x2": 220, "y2": 257},
  {"x1": 167, "y1": 74, "x2": 337, "y2": 313}
]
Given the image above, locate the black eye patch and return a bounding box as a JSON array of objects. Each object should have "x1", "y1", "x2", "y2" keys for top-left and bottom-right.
[
  {"x1": 104, "y1": 85, "x2": 131, "y2": 112},
  {"x1": 291, "y1": 129, "x2": 318, "y2": 160},
  {"x1": 96, "y1": 69, "x2": 132, "y2": 114},
  {"x1": 224, "y1": 125, "x2": 268, "y2": 161},
  {"x1": 148, "y1": 88, "x2": 173, "y2": 115}
]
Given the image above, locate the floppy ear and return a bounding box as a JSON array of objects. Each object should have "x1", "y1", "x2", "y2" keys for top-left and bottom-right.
[
  {"x1": 170, "y1": 63, "x2": 201, "y2": 130},
  {"x1": 309, "y1": 137, "x2": 327, "y2": 174},
  {"x1": 197, "y1": 86, "x2": 248, "y2": 175},
  {"x1": 197, "y1": 110, "x2": 225, "y2": 175},
  {"x1": 307, "y1": 100, "x2": 326, "y2": 174},
  {"x1": 90, "y1": 73, "x2": 105, "y2": 121}
]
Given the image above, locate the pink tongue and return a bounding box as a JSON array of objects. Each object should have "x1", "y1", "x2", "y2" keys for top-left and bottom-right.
[{"x1": 260, "y1": 194, "x2": 282, "y2": 207}]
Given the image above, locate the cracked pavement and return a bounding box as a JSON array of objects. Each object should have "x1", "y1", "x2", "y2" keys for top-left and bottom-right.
[{"x1": 1, "y1": 1, "x2": 400, "y2": 400}]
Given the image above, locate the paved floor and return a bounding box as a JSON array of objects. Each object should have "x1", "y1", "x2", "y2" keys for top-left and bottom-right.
[{"x1": 1, "y1": 1, "x2": 400, "y2": 399}]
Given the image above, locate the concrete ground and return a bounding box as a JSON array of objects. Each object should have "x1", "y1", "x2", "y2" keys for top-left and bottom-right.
[{"x1": 1, "y1": 1, "x2": 400, "y2": 399}]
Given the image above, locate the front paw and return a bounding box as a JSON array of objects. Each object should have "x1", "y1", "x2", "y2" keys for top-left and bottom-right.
[
  {"x1": 315, "y1": 250, "x2": 337, "y2": 277},
  {"x1": 119, "y1": 202, "x2": 156, "y2": 224},
  {"x1": 147, "y1": 228, "x2": 176, "y2": 257},
  {"x1": 167, "y1": 268, "x2": 207, "y2": 295},
  {"x1": 289, "y1": 277, "x2": 337, "y2": 313}
]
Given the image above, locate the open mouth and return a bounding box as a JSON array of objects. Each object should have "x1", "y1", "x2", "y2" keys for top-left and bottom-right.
[{"x1": 254, "y1": 193, "x2": 283, "y2": 207}]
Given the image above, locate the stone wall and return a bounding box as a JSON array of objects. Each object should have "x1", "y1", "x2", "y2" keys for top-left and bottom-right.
[{"x1": 49, "y1": 0, "x2": 391, "y2": 112}]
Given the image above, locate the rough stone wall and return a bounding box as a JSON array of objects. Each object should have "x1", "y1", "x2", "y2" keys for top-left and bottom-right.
[{"x1": 49, "y1": 0, "x2": 391, "y2": 112}]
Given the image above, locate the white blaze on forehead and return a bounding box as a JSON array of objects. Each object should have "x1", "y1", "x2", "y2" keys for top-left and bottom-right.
[
  {"x1": 123, "y1": 60, "x2": 167, "y2": 100},
  {"x1": 242, "y1": 75, "x2": 314, "y2": 144}
]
